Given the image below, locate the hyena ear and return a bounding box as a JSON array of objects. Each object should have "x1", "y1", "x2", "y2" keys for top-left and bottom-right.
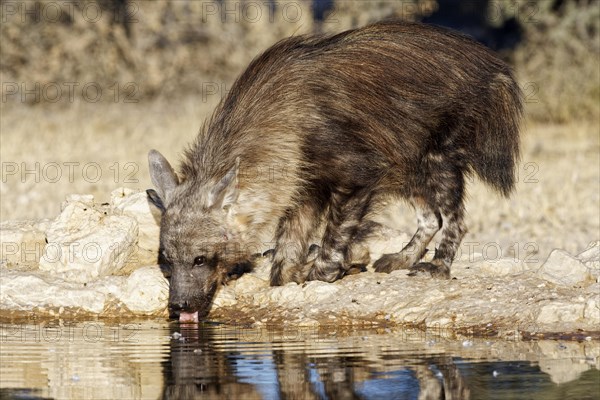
[
  {"x1": 148, "y1": 149, "x2": 179, "y2": 208},
  {"x1": 208, "y1": 157, "x2": 240, "y2": 211},
  {"x1": 146, "y1": 189, "x2": 166, "y2": 213}
]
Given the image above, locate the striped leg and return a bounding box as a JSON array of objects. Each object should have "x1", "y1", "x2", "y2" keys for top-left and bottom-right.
[
  {"x1": 306, "y1": 189, "x2": 372, "y2": 282},
  {"x1": 409, "y1": 199, "x2": 466, "y2": 278},
  {"x1": 409, "y1": 165, "x2": 467, "y2": 279},
  {"x1": 270, "y1": 202, "x2": 321, "y2": 286}
]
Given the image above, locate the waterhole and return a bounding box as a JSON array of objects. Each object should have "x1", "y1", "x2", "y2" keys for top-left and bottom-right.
[{"x1": 1, "y1": 321, "x2": 598, "y2": 399}]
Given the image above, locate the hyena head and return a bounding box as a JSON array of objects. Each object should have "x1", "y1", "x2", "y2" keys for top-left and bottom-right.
[{"x1": 146, "y1": 150, "x2": 245, "y2": 322}]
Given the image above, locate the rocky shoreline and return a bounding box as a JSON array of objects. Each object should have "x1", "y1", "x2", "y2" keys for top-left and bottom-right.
[{"x1": 1, "y1": 189, "x2": 599, "y2": 337}]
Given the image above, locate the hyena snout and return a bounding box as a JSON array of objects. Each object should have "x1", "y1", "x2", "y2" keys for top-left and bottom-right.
[
  {"x1": 168, "y1": 298, "x2": 192, "y2": 312},
  {"x1": 167, "y1": 297, "x2": 189, "y2": 321},
  {"x1": 168, "y1": 291, "x2": 196, "y2": 318},
  {"x1": 168, "y1": 293, "x2": 212, "y2": 321},
  {"x1": 167, "y1": 270, "x2": 219, "y2": 320}
]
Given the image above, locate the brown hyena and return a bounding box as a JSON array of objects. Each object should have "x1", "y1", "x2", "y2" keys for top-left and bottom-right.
[{"x1": 147, "y1": 20, "x2": 522, "y2": 321}]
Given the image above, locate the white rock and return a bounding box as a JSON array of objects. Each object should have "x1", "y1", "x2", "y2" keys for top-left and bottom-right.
[
  {"x1": 0, "y1": 220, "x2": 48, "y2": 269},
  {"x1": 0, "y1": 266, "x2": 169, "y2": 315},
  {"x1": 0, "y1": 270, "x2": 108, "y2": 313},
  {"x1": 268, "y1": 284, "x2": 305, "y2": 304},
  {"x1": 303, "y1": 281, "x2": 339, "y2": 302},
  {"x1": 251, "y1": 290, "x2": 271, "y2": 305},
  {"x1": 111, "y1": 188, "x2": 161, "y2": 253},
  {"x1": 583, "y1": 297, "x2": 600, "y2": 325},
  {"x1": 39, "y1": 199, "x2": 138, "y2": 282},
  {"x1": 212, "y1": 286, "x2": 238, "y2": 308},
  {"x1": 233, "y1": 274, "x2": 268, "y2": 292},
  {"x1": 119, "y1": 265, "x2": 169, "y2": 314},
  {"x1": 391, "y1": 305, "x2": 430, "y2": 323},
  {"x1": 536, "y1": 302, "x2": 585, "y2": 324},
  {"x1": 577, "y1": 242, "x2": 600, "y2": 282},
  {"x1": 296, "y1": 318, "x2": 320, "y2": 327},
  {"x1": 578, "y1": 241, "x2": 600, "y2": 267},
  {"x1": 89, "y1": 276, "x2": 126, "y2": 299},
  {"x1": 538, "y1": 249, "x2": 592, "y2": 286},
  {"x1": 61, "y1": 193, "x2": 94, "y2": 210},
  {"x1": 476, "y1": 258, "x2": 525, "y2": 276}
]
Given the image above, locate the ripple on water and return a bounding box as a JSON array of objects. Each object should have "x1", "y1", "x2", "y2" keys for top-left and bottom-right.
[{"x1": 0, "y1": 321, "x2": 599, "y2": 399}]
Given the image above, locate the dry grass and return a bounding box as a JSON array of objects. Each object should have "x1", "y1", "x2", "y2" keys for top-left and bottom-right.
[
  {"x1": 1, "y1": 0, "x2": 434, "y2": 103},
  {"x1": 2, "y1": 0, "x2": 596, "y2": 121},
  {"x1": 1, "y1": 99, "x2": 598, "y2": 263},
  {"x1": 0, "y1": 97, "x2": 214, "y2": 220},
  {"x1": 0, "y1": 0, "x2": 315, "y2": 103},
  {"x1": 511, "y1": 0, "x2": 600, "y2": 123},
  {"x1": 1, "y1": 1, "x2": 598, "y2": 263}
]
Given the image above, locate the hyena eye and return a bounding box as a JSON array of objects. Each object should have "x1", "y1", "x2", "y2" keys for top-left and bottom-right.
[{"x1": 193, "y1": 256, "x2": 207, "y2": 267}]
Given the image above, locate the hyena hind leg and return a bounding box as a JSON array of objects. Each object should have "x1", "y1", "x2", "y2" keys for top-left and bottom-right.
[
  {"x1": 306, "y1": 189, "x2": 372, "y2": 283},
  {"x1": 373, "y1": 199, "x2": 441, "y2": 273},
  {"x1": 409, "y1": 169, "x2": 467, "y2": 279},
  {"x1": 409, "y1": 207, "x2": 466, "y2": 279}
]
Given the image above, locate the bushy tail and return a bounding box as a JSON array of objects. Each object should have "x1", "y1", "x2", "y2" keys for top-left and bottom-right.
[{"x1": 472, "y1": 73, "x2": 523, "y2": 197}]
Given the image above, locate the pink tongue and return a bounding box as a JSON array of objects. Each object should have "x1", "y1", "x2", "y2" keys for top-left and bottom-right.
[{"x1": 179, "y1": 311, "x2": 199, "y2": 323}]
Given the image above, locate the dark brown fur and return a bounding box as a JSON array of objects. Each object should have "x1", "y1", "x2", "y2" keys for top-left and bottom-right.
[{"x1": 148, "y1": 20, "x2": 522, "y2": 318}]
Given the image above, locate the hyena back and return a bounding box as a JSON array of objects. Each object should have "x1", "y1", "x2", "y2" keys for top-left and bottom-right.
[{"x1": 148, "y1": 20, "x2": 522, "y2": 321}]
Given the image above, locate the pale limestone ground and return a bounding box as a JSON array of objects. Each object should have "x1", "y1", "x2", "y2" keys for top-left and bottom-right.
[
  {"x1": 210, "y1": 243, "x2": 600, "y2": 333},
  {"x1": 0, "y1": 189, "x2": 598, "y2": 335}
]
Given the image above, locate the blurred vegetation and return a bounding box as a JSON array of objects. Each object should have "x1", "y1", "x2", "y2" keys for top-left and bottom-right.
[
  {"x1": 0, "y1": 0, "x2": 598, "y2": 123},
  {"x1": 501, "y1": 0, "x2": 600, "y2": 123}
]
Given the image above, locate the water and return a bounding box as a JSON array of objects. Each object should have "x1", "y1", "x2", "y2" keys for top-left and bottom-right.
[{"x1": 1, "y1": 321, "x2": 598, "y2": 399}]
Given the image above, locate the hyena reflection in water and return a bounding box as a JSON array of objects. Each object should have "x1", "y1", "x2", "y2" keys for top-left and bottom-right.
[{"x1": 147, "y1": 20, "x2": 523, "y2": 321}]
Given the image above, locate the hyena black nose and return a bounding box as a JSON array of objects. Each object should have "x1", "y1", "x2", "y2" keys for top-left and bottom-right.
[
  {"x1": 169, "y1": 300, "x2": 191, "y2": 311},
  {"x1": 168, "y1": 301, "x2": 191, "y2": 320}
]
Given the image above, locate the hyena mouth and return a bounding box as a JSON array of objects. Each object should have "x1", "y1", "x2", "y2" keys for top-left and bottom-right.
[{"x1": 178, "y1": 311, "x2": 199, "y2": 323}]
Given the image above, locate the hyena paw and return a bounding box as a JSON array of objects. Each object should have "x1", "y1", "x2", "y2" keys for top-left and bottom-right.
[
  {"x1": 373, "y1": 253, "x2": 412, "y2": 273},
  {"x1": 345, "y1": 263, "x2": 368, "y2": 275},
  {"x1": 407, "y1": 262, "x2": 450, "y2": 279},
  {"x1": 289, "y1": 259, "x2": 313, "y2": 284},
  {"x1": 306, "y1": 260, "x2": 343, "y2": 283},
  {"x1": 225, "y1": 261, "x2": 254, "y2": 284},
  {"x1": 270, "y1": 260, "x2": 289, "y2": 286}
]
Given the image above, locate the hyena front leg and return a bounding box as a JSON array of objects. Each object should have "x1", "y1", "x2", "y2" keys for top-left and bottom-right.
[
  {"x1": 373, "y1": 198, "x2": 441, "y2": 273},
  {"x1": 307, "y1": 220, "x2": 379, "y2": 274},
  {"x1": 306, "y1": 189, "x2": 372, "y2": 283},
  {"x1": 270, "y1": 202, "x2": 321, "y2": 286}
]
